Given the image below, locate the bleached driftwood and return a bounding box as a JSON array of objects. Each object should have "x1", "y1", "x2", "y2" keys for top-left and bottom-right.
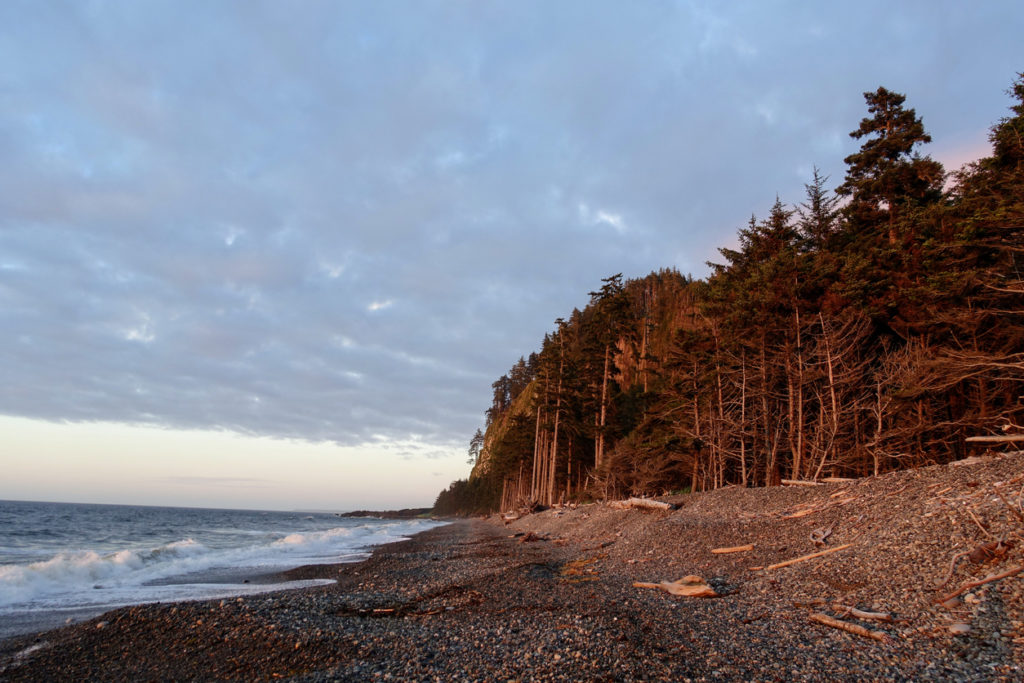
[
  {"x1": 608, "y1": 497, "x2": 675, "y2": 511},
  {"x1": 711, "y1": 544, "x2": 754, "y2": 554},
  {"x1": 965, "y1": 434, "x2": 1024, "y2": 443},
  {"x1": 763, "y1": 543, "x2": 853, "y2": 571},
  {"x1": 781, "y1": 479, "x2": 822, "y2": 487},
  {"x1": 810, "y1": 526, "x2": 833, "y2": 547},
  {"x1": 809, "y1": 612, "x2": 889, "y2": 642},
  {"x1": 633, "y1": 575, "x2": 718, "y2": 598},
  {"x1": 832, "y1": 604, "x2": 894, "y2": 622},
  {"x1": 939, "y1": 564, "x2": 1024, "y2": 603},
  {"x1": 950, "y1": 456, "x2": 991, "y2": 467}
]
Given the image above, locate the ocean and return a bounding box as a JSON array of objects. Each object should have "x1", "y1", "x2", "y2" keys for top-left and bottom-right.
[{"x1": 0, "y1": 499, "x2": 445, "y2": 640}]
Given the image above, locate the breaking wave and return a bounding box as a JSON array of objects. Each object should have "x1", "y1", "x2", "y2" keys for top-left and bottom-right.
[{"x1": 0, "y1": 518, "x2": 441, "y2": 612}]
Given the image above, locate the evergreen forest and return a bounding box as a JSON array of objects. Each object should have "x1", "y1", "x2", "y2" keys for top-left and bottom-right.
[{"x1": 434, "y1": 76, "x2": 1024, "y2": 516}]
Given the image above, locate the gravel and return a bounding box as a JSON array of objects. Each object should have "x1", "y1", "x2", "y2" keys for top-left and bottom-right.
[{"x1": 2, "y1": 453, "x2": 1023, "y2": 681}]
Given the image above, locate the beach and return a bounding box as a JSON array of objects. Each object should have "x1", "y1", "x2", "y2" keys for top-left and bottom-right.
[{"x1": 3, "y1": 453, "x2": 1024, "y2": 681}]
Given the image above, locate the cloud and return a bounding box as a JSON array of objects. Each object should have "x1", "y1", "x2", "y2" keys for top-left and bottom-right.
[
  {"x1": 0, "y1": 1, "x2": 1021, "y2": 454},
  {"x1": 367, "y1": 299, "x2": 395, "y2": 312},
  {"x1": 578, "y1": 202, "x2": 628, "y2": 234}
]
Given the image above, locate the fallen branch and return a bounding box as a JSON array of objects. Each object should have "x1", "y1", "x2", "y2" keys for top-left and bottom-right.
[
  {"x1": 965, "y1": 435, "x2": 1024, "y2": 443},
  {"x1": 993, "y1": 486, "x2": 1024, "y2": 526},
  {"x1": 711, "y1": 544, "x2": 754, "y2": 554},
  {"x1": 783, "y1": 508, "x2": 817, "y2": 519},
  {"x1": 935, "y1": 540, "x2": 1014, "y2": 589},
  {"x1": 633, "y1": 575, "x2": 718, "y2": 598},
  {"x1": 950, "y1": 456, "x2": 991, "y2": 467},
  {"x1": 810, "y1": 526, "x2": 833, "y2": 547},
  {"x1": 821, "y1": 477, "x2": 857, "y2": 483},
  {"x1": 781, "y1": 479, "x2": 822, "y2": 487},
  {"x1": 939, "y1": 564, "x2": 1024, "y2": 603},
  {"x1": 965, "y1": 506, "x2": 995, "y2": 539},
  {"x1": 832, "y1": 604, "x2": 893, "y2": 622},
  {"x1": 764, "y1": 544, "x2": 853, "y2": 571},
  {"x1": 608, "y1": 497, "x2": 675, "y2": 511},
  {"x1": 809, "y1": 612, "x2": 889, "y2": 642}
]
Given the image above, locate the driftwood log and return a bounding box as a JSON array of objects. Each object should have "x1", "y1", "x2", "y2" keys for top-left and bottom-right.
[
  {"x1": 608, "y1": 497, "x2": 675, "y2": 511},
  {"x1": 763, "y1": 543, "x2": 853, "y2": 571},
  {"x1": 938, "y1": 564, "x2": 1024, "y2": 603},
  {"x1": 711, "y1": 544, "x2": 754, "y2": 554},
  {"x1": 809, "y1": 613, "x2": 889, "y2": 642},
  {"x1": 633, "y1": 575, "x2": 718, "y2": 598},
  {"x1": 965, "y1": 434, "x2": 1024, "y2": 443},
  {"x1": 832, "y1": 604, "x2": 894, "y2": 622}
]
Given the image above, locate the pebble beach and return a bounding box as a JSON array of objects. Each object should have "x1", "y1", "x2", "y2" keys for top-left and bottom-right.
[{"x1": 3, "y1": 453, "x2": 1024, "y2": 681}]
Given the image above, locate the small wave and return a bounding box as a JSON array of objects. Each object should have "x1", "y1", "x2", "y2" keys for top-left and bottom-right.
[
  {"x1": 0, "y1": 519, "x2": 445, "y2": 612},
  {"x1": 0, "y1": 537, "x2": 211, "y2": 608}
]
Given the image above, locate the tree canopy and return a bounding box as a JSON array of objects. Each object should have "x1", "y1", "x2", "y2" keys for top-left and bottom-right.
[{"x1": 436, "y1": 77, "x2": 1024, "y2": 517}]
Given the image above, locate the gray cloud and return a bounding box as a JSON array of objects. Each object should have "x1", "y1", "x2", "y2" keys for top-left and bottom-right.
[{"x1": 1, "y1": 1, "x2": 1021, "y2": 450}]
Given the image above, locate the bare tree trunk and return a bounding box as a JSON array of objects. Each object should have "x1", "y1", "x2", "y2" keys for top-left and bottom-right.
[
  {"x1": 692, "y1": 359, "x2": 702, "y2": 492},
  {"x1": 794, "y1": 308, "x2": 805, "y2": 479},
  {"x1": 565, "y1": 439, "x2": 573, "y2": 500},
  {"x1": 760, "y1": 339, "x2": 780, "y2": 486},
  {"x1": 740, "y1": 349, "x2": 748, "y2": 486},
  {"x1": 547, "y1": 341, "x2": 564, "y2": 504},
  {"x1": 531, "y1": 405, "x2": 542, "y2": 501},
  {"x1": 812, "y1": 312, "x2": 840, "y2": 480},
  {"x1": 873, "y1": 380, "x2": 885, "y2": 476},
  {"x1": 597, "y1": 344, "x2": 611, "y2": 469},
  {"x1": 641, "y1": 282, "x2": 651, "y2": 393}
]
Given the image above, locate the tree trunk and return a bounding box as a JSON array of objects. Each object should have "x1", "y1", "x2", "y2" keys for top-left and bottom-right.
[
  {"x1": 739, "y1": 349, "x2": 748, "y2": 486},
  {"x1": 596, "y1": 343, "x2": 611, "y2": 469}
]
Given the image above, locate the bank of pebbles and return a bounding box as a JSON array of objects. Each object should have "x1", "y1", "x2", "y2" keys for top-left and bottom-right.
[{"x1": 2, "y1": 453, "x2": 1023, "y2": 681}]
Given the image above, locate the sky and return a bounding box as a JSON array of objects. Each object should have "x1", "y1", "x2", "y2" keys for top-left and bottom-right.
[{"x1": 0, "y1": 1, "x2": 1021, "y2": 511}]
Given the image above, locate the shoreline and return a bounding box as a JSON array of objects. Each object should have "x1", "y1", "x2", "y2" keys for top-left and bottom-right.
[
  {"x1": 3, "y1": 455, "x2": 1024, "y2": 680},
  {"x1": 0, "y1": 511, "x2": 440, "y2": 643}
]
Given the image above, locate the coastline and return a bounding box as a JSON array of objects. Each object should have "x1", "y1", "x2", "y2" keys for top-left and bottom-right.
[{"x1": 3, "y1": 454, "x2": 1024, "y2": 680}]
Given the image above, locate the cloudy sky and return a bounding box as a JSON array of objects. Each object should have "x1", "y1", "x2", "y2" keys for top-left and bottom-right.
[{"x1": 1, "y1": 1, "x2": 1021, "y2": 509}]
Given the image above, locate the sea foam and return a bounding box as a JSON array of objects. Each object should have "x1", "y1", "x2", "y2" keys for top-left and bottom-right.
[{"x1": 0, "y1": 518, "x2": 441, "y2": 613}]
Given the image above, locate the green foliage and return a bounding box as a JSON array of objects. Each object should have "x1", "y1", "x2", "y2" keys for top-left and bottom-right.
[
  {"x1": 837, "y1": 87, "x2": 945, "y2": 238},
  {"x1": 433, "y1": 477, "x2": 499, "y2": 517}
]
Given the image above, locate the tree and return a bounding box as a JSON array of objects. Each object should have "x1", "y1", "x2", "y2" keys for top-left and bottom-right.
[
  {"x1": 444, "y1": 80, "x2": 1024, "y2": 514},
  {"x1": 797, "y1": 166, "x2": 840, "y2": 252},
  {"x1": 467, "y1": 428, "x2": 484, "y2": 465},
  {"x1": 587, "y1": 274, "x2": 627, "y2": 473},
  {"x1": 837, "y1": 87, "x2": 944, "y2": 245}
]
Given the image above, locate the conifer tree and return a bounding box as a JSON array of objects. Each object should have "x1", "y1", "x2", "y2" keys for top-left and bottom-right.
[{"x1": 837, "y1": 87, "x2": 944, "y2": 245}]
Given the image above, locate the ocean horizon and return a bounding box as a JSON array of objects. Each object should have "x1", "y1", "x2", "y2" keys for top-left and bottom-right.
[{"x1": 0, "y1": 499, "x2": 444, "y2": 640}]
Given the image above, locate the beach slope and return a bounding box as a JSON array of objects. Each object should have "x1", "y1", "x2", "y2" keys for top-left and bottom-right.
[{"x1": 3, "y1": 454, "x2": 1024, "y2": 681}]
